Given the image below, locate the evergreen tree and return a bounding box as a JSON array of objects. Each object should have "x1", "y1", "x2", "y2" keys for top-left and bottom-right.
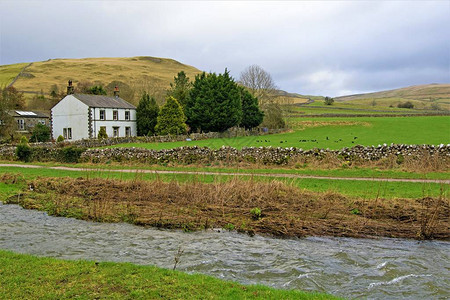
[
  {"x1": 239, "y1": 87, "x2": 264, "y2": 129},
  {"x1": 136, "y1": 92, "x2": 159, "y2": 136},
  {"x1": 185, "y1": 70, "x2": 242, "y2": 132},
  {"x1": 166, "y1": 71, "x2": 192, "y2": 108},
  {"x1": 155, "y1": 96, "x2": 187, "y2": 135},
  {"x1": 88, "y1": 85, "x2": 107, "y2": 95}
]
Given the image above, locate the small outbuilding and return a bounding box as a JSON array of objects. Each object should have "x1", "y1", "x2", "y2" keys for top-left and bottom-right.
[
  {"x1": 8, "y1": 110, "x2": 50, "y2": 134},
  {"x1": 51, "y1": 81, "x2": 137, "y2": 141}
]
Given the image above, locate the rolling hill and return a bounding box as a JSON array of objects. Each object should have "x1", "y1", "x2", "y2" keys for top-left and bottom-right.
[
  {"x1": 334, "y1": 84, "x2": 450, "y2": 110},
  {"x1": 0, "y1": 56, "x2": 202, "y2": 108}
]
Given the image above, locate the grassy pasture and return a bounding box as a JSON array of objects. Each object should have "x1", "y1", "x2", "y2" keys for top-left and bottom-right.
[
  {"x1": 0, "y1": 250, "x2": 334, "y2": 299},
  {"x1": 0, "y1": 62, "x2": 29, "y2": 87},
  {"x1": 109, "y1": 116, "x2": 450, "y2": 150}
]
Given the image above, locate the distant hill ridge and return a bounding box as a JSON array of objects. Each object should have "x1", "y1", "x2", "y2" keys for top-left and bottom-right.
[{"x1": 334, "y1": 84, "x2": 450, "y2": 110}]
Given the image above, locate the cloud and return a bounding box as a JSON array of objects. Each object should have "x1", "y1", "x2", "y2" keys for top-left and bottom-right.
[{"x1": 1, "y1": 1, "x2": 449, "y2": 96}]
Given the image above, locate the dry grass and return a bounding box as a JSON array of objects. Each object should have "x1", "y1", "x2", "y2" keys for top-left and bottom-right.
[
  {"x1": 7, "y1": 176, "x2": 449, "y2": 240},
  {"x1": 10, "y1": 57, "x2": 202, "y2": 105}
]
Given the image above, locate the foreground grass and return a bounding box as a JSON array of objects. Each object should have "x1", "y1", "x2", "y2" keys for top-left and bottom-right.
[
  {"x1": 0, "y1": 250, "x2": 335, "y2": 299},
  {"x1": 109, "y1": 116, "x2": 450, "y2": 150},
  {"x1": 0, "y1": 165, "x2": 447, "y2": 199}
]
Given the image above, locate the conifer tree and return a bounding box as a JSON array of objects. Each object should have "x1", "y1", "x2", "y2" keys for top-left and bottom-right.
[
  {"x1": 136, "y1": 92, "x2": 159, "y2": 136},
  {"x1": 155, "y1": 96, "x2": 187, "y2": 135},
  {"x1": 185, "y1": 70, "x2": 242, "y2": 132},
  {"x1": 166, "y1": 71, "x2": 192, "y2": 108}
]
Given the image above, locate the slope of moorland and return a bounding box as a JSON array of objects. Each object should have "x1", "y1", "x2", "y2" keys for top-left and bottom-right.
[
  {"x1": 334, "y1": 84, "x2": 450, "y2": 110},
  {"x1": 1, "y1": 56, "x2": 202, "y2": 106}
]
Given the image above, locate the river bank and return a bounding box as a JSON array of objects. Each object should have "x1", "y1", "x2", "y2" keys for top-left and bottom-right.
[
  {"x1": 0, "y1": 250, "x2": 334, "y2": 299},
  {"x1": 2, "y1": 174, "x2": 448, "y2": 240}
]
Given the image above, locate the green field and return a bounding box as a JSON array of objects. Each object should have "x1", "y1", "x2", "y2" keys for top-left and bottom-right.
[
  {"x1": 109, "y1": 116, "x2": 450, "y2": 150},
  {"x1": 1, "y1": 165, "x2": 447, "y2": 199},
  {"x1": 0, "y1": 250, "x2": 335, "y2": 299}
]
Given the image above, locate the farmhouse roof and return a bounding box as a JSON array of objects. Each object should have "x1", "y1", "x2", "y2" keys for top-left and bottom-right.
[{"x1": 72, "y1": 94, "x2": 136, "y2": 109}]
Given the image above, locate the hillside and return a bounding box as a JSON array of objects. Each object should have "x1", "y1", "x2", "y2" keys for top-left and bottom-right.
[
  {"x1": 334, "y1": 84, "x2": 450, "y2": 110},
  {"x1": 0, "y1": 56, "x2": 202, "y2": 107}
]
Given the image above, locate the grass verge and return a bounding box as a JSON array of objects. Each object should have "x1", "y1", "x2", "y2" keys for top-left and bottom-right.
[
  {"x1": 0, "y1": 250, "x2": 336, "y2": 299},
  {"x1": 0, "y1": 165, "x2": 447, "y2": 199}
]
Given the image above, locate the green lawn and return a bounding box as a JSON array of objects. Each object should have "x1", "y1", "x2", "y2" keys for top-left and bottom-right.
[
  {"x1": 1, "y1": 165, "x2": 447, "y2": 199},
  {"x1": 109, "y1": 116, "x2": 450, "y2": 150},
  {"x1": 0, "y1": 250, "x2": 336, "y2": 299}
]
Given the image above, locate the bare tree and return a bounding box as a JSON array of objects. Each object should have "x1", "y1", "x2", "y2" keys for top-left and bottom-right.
[{"x1": 239, "y1": 65, "x2": 277, "y2": 106}]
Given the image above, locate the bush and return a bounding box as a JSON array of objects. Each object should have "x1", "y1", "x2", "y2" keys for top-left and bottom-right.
[
  {"x1": 30, "y1": 124, "x2": 51, "y2": 143},
  {"x1": 98, "y1": 127, "x2": 108, "y2": 139},
  {"x1": 60, "y1": 146, "x2": 85, "y2": 163},
  {"x1": 397, "y1": 101, "x2": 414, "y2": 109},
  {"x1": 324, "y1": 96, "x2": 334, "y2": 105},
  {"x1": 56, "y1": 135, "x2": 64, "y2": 143},
  {"x1": 16, "y1": 144, "x2": 32, "y2": 162}
]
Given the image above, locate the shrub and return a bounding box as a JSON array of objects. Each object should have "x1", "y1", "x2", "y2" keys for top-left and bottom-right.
[
  {"x1": 60, "y1": 146, "x2": 85, "y2": 163},
  {"x1": 397, "y1": 101, "x2": 414, "y2": 109},
  {"x1": 16, "y1": 144, "x2": 32, "y2": 162},
  {"x1": 56, "y1": 135, "x2": 64, "y2": 143},
  {"x1": 250, "y1": 207, "x2": 262, "y2": 220},
  {"x1": 19, "y1": 136, "x2": 28, "y2": 144},
  {"x1": 98, "y1": 127, "x2": 108, "y2": 139},
  {"x1": 324, "y1": 96, "x2": 334, "y2": 105},
  {"x1": 30, "y1": 124, "x2": 51, "y2": 143}
]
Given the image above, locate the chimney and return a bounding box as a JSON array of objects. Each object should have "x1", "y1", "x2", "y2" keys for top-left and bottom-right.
[
  {"x1": 67, "y1": 80, "x2": 74, "y2": 95},
  {"x1": 114, "y1": 86, "x2": 120, "y2": 98}
]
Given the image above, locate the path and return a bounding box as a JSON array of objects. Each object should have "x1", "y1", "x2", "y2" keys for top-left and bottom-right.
[{"x1": 1, "y1": 163, "x2": 449, "y2": 184}]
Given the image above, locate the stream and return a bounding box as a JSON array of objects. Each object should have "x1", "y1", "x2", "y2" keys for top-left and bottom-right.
[{"x1": 0, "y1": 202, "x2": 448, "y2": 299}]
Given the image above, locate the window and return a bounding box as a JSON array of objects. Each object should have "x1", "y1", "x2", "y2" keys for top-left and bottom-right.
[
  {"x1": 125, "y1": 127, "x2": 131, "y2": 137},
  {"x1": 125, "y1": 111, "x2": 130, "y2": 121},
  {"x1": 113, "y1": 110, "x2": 118, "y2": 121},
  {"x1": 63, "y1": 128, "x2": 72, "y2": 140},
  {"x1": 100, "y1": 110, "x2": 105, "y2": 120},
  {"x1": 113, "y1": 126, "x2": 119, "y2": 137},
  {"x1": 39, "y1": 120, "x2": 46, "y2": 125},
  {"x1": 17, "y1": 119, "x2": 25, "y2": 130}
]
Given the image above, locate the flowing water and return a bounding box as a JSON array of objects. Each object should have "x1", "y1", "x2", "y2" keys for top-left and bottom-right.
[{"x1": 0, "y1": 202, "x2": 448, "y2": 299}]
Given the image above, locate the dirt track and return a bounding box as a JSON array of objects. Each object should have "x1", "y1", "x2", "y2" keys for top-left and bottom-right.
[{"x1": 0, "y1": 163, "x2": 449, "y2": 184}]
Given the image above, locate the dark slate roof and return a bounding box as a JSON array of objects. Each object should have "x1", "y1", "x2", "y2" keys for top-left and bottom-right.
[
  {"x1": 72, "y1": 94, "x2": 136, "y2": 109},
  {"x1": 9, "y1": 110, "x2": 49, "y2": 118}
]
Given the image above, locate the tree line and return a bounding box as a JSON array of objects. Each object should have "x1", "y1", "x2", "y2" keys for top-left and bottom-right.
[{"x1": 136, "y1": 65, "x2": 285, "y2": 137}]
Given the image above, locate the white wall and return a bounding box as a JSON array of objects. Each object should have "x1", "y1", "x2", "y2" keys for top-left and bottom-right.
[
  {"x1": 90, "y1": 107, "x2": 137, "y2": 138},
  {"x1": 51, "y1": 95, "x2": 89, "y2": 141}
]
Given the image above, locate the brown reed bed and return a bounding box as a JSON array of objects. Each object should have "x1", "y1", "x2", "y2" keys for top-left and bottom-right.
[{"x1": 4, "y1": 176, "x2": 449, "y2": 240}]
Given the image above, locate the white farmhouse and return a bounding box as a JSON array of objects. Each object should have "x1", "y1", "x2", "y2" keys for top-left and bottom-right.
[{"x1": 51, "y1": 82, "x2": 136, "y2": 141}]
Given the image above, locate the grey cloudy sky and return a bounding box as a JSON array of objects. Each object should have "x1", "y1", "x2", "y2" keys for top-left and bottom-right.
[{"x1": 1, "y1": 0, "x2": 449, "y2": 96}]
